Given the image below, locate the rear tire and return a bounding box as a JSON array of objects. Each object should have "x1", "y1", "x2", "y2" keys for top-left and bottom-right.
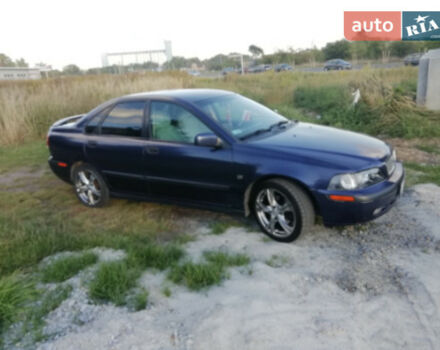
[
  {"x1": 252, "y1": 179, "x2": 315, "y2": 242},
  {"x1": 72, "y1": 164, "x2": 109, "y2": 207}
]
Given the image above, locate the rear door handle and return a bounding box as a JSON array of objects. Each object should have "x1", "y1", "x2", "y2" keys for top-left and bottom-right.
[
  {"x1": 145, "y1": 146, "x2": 159, "y2": 155},
  {"x1": 87, "y1": 140, "x2": 98, "y2": 148}
]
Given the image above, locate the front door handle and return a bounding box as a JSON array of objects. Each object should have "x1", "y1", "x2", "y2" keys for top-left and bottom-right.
[{"x1": 145, "y1": 146, "x2": 159, "y2": 155}]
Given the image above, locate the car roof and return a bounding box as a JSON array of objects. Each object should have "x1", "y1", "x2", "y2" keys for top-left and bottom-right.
[{"x1": 123, "y1": 88, "x2": 233, "y2": 103}]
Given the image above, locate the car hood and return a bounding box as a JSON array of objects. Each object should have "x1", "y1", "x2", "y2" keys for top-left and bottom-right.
[{"x1": 250, "y1": 122, "x2": 390, "y2": 161}]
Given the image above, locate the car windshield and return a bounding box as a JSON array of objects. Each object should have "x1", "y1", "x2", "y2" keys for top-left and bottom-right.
[{"x1": 194, "y1": 94, "x2": 288, "y2": 140}]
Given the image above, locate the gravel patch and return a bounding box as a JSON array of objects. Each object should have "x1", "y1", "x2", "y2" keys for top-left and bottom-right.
[{"x1": 8, "y1": 184, "x2": 440, "y2": 350}]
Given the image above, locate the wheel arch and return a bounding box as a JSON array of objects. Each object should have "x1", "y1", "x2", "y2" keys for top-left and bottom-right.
[
  {"x1": 243, "y1": 175, "x2": 320, "y2": 217},
  {"x1": 69, "y1": 160, "x2": 85, "y2": 182}
]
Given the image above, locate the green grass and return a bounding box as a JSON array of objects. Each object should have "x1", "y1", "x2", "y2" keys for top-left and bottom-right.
[
  {"x1": 203, "y1": 251, "x2": 250, "y2": 267},
  {"x1": 167, "y1": 261, "x2": 225, "y2": 291},
  {"x1": 26, "y1": 285, "x2": 72, "y2": 338},
  {"x1": 210, "y1": 221, "x2": 233, "y2": 235},
  {"x1": 89, "y1": 261, "x2": 141, "y2": 306},
  {"x1": 292, "y1": 82, "x2": 440, "y2": 138},
  {"x1": 404, "y1": 163, "x2": 440, "y2": 185},
  {"x1": 6, "y1": 284, "x2": 73, "y2": 347},
  {"x1": 88, "y1": 241, "x2": 185, "y2": 306},
  {"x1": 168, "y1": 251, "x2": 250, "y2": 290},
  {"x1": 132, "y1": 288, "x2": 148, "y2": 311},
  {"x1": 0, "y1": 141, "x2": 48, "y2": 173},
  {"x1": 41, "y1": 252, "x2": 98, "y2": 283},
  {"x1": 127, "y1": 243, "x2": 185, "y2": 270},
  {"x1": 162, "y1": 286, "x2": 172, "y2": 297},
  {"x1": 0, "y1": 274, "x2": 37, "y2": 333},
  {"x1": 265, "y1": 254, "x2": 290, "y2": 268},
  {"x1": 416, "y1": 144, "x2": 440, "y2": 155}
]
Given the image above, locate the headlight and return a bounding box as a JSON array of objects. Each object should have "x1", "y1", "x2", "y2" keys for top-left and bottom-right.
[{"x1": 328, "y1": 168, "x2": 385, "y2": 190}]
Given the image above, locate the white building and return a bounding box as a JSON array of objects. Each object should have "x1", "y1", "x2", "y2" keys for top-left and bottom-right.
[{"x1": 0, "y1": 67, "x2": 41, "y2": 80}]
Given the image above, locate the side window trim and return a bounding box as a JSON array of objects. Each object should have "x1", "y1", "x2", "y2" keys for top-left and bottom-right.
[
  {"x1": 84, "y1": 105, "x2": 114, "y2": 135},
  {"x1": 143, "y1": 100, "x2": 151, "y2": 139}
]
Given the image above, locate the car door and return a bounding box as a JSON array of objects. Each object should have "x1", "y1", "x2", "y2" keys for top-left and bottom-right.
[
  {"x1": 144, "y1": 100, "x2": 237, "y2": 207},
  {"x1": 84, "y1": 100, "x2": 149, "y2": 194}
]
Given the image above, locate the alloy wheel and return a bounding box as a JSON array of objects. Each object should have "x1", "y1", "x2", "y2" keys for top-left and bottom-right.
[
  {"x1": 255, "y1": 188, "x2": 296, "y2": 237},
  {"x1": 75, "y1": 170, "x2": 101, "y2": 206}
]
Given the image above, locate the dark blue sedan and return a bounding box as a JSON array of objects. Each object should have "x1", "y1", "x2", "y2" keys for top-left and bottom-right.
[{"x1": 47, "y1": 89, "x2": 404, "y2": 242}]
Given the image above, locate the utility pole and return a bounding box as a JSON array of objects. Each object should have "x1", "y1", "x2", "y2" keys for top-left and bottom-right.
[{"x1": 229, "y1": 53, "x2": 245, "y2": 74}]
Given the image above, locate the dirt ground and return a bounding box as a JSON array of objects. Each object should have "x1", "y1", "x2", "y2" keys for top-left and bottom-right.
[
  {"x1": 23, "y1": 183, "x2": 440, "y2": 350},
  {"x1": 3, "y1": 139, "x2": 440, "y2": 350},
  {"x1": 385, "y1": 138, "x2": 440, "y2": 165}
]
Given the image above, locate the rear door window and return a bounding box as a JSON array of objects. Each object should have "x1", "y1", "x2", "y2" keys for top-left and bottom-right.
[{"x1": 100, "y1": 101, "x2": 145, "y2": 137}]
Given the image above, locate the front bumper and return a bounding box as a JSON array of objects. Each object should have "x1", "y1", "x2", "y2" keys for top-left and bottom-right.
[{"x1": 313, "y1": 162, "x2": 405, "y2": 226}]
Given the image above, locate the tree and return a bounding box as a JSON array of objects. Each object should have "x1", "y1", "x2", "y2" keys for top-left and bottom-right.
[
  {"x1": 15, "y1": 58, "x2": 28, "y2": 67},
  {"x1": 248, "y1": 45, "x2": 264, "y2": 58},
  {"x1": 322, "y1": 40, "x2": 351, "y2": 60},
  {"x1": 0, "y1": 53, "x2": 15, "y2": 67},
  {"x1": 62, "y1": 64, "x2": 82, "y2": 75}
]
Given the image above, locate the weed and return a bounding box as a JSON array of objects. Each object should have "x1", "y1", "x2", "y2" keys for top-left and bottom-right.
[
  {"x1": 404, "y1": 163, "x2": 440, "y2": 185},
  {"x1": 127, "y1": 243, "x2": 185, "y2": 270},
  {"x1": 168, "y1": 251, "x2": 250, "y2": 290},
  {"x1": 210, "y1": 222, "x2": 233, "y2": 235},
  {"x1": 132, "y1": 288, "x2": 148, "y2": 311},
  {"x1": 168, "y1": 261, "x2": 225, "y2": 291},
  {"x1": 162, "y1": 286, "x2": 172, "y2": 297},
  {"x1": 41, "y1": 252, "x2": 98, "y2": 283},
  {"x1": 0, "y1": 274, "x2": 36, "y2": 332},
  {"x1": 17, "y1": 284, "x2": 73, "y2": 345},
  {"x1": 89, "y1": 261, "x2": 141, "y2": 306},
  {"x1": 416, "y1": 144, "x2": 440, "y2": 155},
  {"x1": 203, "y1": 251, "x2": 250, "y2": 267},
  {"x1": 265, "y1": 255, "x2": 290, "y2": 268}
]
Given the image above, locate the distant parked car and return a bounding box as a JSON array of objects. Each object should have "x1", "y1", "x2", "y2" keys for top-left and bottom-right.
[
  {"x1": 404, "y1": 53, "x2": 424, "y2": 66},
  {"x1": 324, "y1": 59, "x2": 352, "y2": 71},
  {"x1": 274, "y1": 63, "x2": 293, "y2": 72},
  {"x1": 187, "y1": 70, "x2": 200, "y2": 77},
  {"x1": 47, "y1": 89, "x2": 404, "y2": 242},
  {"x1": 247, "y1": 65, "x2": 265, "y2": 74}
]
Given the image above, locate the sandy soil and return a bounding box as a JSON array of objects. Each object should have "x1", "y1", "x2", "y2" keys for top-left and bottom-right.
[{"x1": 25, "y1": 183, "x2": 440, "y2": 350}]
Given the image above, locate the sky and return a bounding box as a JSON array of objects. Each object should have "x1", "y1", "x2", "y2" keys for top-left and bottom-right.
[{"x1": 1, "y1": 0, "x2": 438, "y2": 69}]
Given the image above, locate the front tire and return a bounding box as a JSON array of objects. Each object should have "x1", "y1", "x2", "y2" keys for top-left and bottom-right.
[
  {"x1": 252, "y1": 179, "x2": 315, "y2": 242},
  {"x1": 72, "y1": 164, "x2": 109, "y2": 207}
]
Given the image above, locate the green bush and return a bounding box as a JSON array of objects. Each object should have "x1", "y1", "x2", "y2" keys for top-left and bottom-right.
[{"x1": 293, "y1": 80, "x2": 440, "y2": 138}]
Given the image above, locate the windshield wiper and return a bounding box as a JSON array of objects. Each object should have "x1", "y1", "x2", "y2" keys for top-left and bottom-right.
[
  {"x1": 239, "y1": 120, "x2": 291, "y2": 141},
  {"x1": 239, "y1": 127, "x2": 272, "y2": 140},
  {"x1": 269, "y1": 120, "x2": 290, "y2": 130}
]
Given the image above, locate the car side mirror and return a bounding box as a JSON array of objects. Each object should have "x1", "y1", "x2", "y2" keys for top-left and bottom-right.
[{"x1": 195, "y1": 132, "x2": 223, "y2": 148}]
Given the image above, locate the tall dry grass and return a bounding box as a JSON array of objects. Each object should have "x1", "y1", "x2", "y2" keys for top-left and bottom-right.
[
  {"x1": 0, "y1": 72, "x2": 190, "y2": 145},
  {"x1": 0, "y1": 67, "x2": 423, "y2": 145}
]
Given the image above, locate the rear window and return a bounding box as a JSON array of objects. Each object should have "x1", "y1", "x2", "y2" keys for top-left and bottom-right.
[{"x1": 100, "y1": 101, "x2": 145, "y2": 137}]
